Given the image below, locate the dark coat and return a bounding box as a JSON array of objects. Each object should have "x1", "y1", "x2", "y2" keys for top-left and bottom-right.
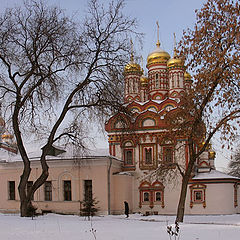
[{"x1": 124, "y1": 201, "x2": 129, "y2": 215}]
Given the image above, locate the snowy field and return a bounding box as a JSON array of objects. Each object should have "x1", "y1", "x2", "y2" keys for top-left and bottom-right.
[{"x1": 0, "y1": 213, "x2": 240, "y2": 240}]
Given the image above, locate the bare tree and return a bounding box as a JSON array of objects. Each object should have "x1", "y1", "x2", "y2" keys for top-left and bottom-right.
[
  {"x1": 228, "y1": 148, "x2": 240, "y2": 178},
  {"x1": 0, "y1": 0, "x2": 139, "y2": 216},
  {"x1": 168, "y1": 0, "x2": 240, "y2": 222}
]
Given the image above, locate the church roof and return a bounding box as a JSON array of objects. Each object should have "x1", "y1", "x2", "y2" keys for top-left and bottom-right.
[
  {"x1": 0, "y1": 144, "x2": 110, "y2": 162},
  {"x1": 193, "y1": 169, "x2": 240, "y2": 180}
]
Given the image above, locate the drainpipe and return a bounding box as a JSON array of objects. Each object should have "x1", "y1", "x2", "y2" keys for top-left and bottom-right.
[{"x1": 107, "y1": 156, "x2": 112, "y2": 215}]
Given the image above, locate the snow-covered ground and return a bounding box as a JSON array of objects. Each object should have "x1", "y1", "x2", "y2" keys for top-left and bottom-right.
[{"x1": 0, "y1": 213, "x2": 240, "y2": 240}]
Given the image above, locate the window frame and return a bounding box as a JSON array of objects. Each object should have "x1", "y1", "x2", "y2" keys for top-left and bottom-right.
[
  {"x1": 63, "y1": 180, "x2": 72, "y2": 201},
  {"x1": 194, "y1": 190, "x2": 203, "y2": 202},
  {"x1": 155, "y1": 191, "x2": 162, "y2": 202},
  {"x1": 140, "y1": 144, "x2": 157, "y2": 170},
  {"x1": 124, "y1": 148, "x2": 134, "y2": 166},
  {"x1": 189, "y1": 183, "x2": 206, "y2": 208},
  {"x1": 44, "y1": 181, "x2": 52, "y2": 201},
  {"x1": 155, "y1": 73, "x2": 159, "y2": 88},
  {"x1": 84, "y1": 180, "x2": 92, "y2": 202},
  {"x1": 143, "y1": 191, "x2": 150, "y2": 202},
  {"x1": 139, "y1": 181, "x2": 165, "y2": 208},
  {"x1": 144, "y1": 147, "x2": 153, "y2": 164},
  {"x1": 8, "y1": 181, "x2": 15, "y2": 200},
  {"x1": 163, "y1": 146, "x2": 174, "y2": 163}
]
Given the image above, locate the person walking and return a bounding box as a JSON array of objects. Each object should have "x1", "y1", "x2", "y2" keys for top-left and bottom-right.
[{"x1": 124, "y1": 201, "x2": 129, "y2": 218}]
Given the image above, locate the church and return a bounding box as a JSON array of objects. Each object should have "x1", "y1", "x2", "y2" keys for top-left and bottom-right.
[{"x1": 0, "y1": 36, "x2": 239, "y2": 216}]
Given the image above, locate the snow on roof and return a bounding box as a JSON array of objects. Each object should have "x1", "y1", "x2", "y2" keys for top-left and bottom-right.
[
  {"x1": 124, "y1": 99, "x2": 169, "y2": 107},
  {"x1": 0, "y1": 148, "x2": 17, "y2": 162},
  {"x1": 0, "y1": 143, "x2": 110, "y2": 162},
  {"x1": 113, "y1": 171, "x2": 133, "y2": 176},
  {"x1": 193, "y1": 169, "x2": 240, "y2": 180}
]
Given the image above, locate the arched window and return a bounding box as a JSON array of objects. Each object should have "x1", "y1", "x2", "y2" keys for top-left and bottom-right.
[
  {"x1": 147, "y1": 106, "x2": 157, "y2": 112},
  {"x1": 163, "y1": 147, "x2": 173, "y2": 162},
  {"x1": 124, "y1": 149, "x2": 133, "y2": 165},
  {"x1": 123, "y1": 141, "x2": 135, "y2": 170},
  {"x1": 142, "y1": 118, "x2": 156, "y2": 127},
  {"x1": 156, "y1": 73, "x2": 159, "y2": 88},
  {"x1": 139, "y1": 181, "x2": 165, "y2": 208},
  {"x1": 155, "y1": 192, "x2": 162, "y2": 201},
  {"x1": 189, "y1": 184, "x2": 206, "y2": 208},
  {"x1": 143, "y1": 192, "x2": 150, "y2": 202},
  {"x1": 145, "y1": 148, "x2": 152, "y2": 164},
  {"x1": 114, "y1": 120, "x2": 127, "y2": 129}
]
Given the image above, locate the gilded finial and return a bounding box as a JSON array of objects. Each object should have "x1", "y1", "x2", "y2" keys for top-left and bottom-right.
[
  {"x1": 140, "y1": 55, "x2": 144, "y2": 72},
  {"x1": 130, "y1": 39, "x2": 134, "y2": 62},
  {"x1": 156, "y1": 21, "x2": 160, "y2": 47},
  {"x1": 173, "y1": 33, "x2": 177, "y2": 58}
]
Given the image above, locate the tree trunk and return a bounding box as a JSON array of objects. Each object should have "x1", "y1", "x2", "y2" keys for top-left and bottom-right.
[
  {"x1": 176, "y1": 140, "x2": 196, "y2": 222},
  {"x1": 18, "y1": 180, "x2": 31, "y2": 217},
  {"x1": 20, "y1": 199, "x2": 30, "y2": 217},
  {"x1": 176, "y1": 175, "x2": 189, "y2": 222}
]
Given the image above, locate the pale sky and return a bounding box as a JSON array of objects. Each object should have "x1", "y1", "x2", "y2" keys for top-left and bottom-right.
[
  {"x1": 1, "y1": 0, "x2": 232, "y2": 171},
  {"x1": 0, "y1": 0, "x2": 207, "y2": 62}
]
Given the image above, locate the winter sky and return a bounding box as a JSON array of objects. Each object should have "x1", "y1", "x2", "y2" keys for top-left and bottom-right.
[
  {"x1": 0, "y1": 0, "x2": 207, "y2": 61},
  {"x1": 1, "y1": 0, "x2": 232, "y2": 170}
]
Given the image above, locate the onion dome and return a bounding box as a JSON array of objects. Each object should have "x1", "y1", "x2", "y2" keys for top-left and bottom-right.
[
  {"x1": 167, "y1": 51, "x2": 184, "y2": 68},
  {"x1": 167, "y1": 33, "x2": 184, "y2": 68},
  {"x1": 140, "y1": 75, "x2": 148, "y2": 87},
  {"x1": 147, "y1": 42, "x2": 170, "y2": 67},
  {"x1": 199, "y1": 141, "x2": 210, "y2": 149},
  {"x1": 2, "y1": 132, "x2": 14, "y2": 140},
  {"x1": 124, "y1": 61, "x2": 142, "y2": 74},
  {"x1": 209, "y1": 150, "x2": 216, "y2": 159},
  {"x1": 184, "y1": 71, "x2": 192, "y2": 81},
  {"x1": 124, "y1": 40, "x2": 143, "y2": 75}
]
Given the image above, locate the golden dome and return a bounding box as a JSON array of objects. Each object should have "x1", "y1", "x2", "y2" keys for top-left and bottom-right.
[
  {"x1": 167, "y1": 52, "x2": 184, "y2": 68},
  {"x1": 140, "y1": 75, "x2": 148, "y2": 87},
  {"x1": 124, "y1": 61, "x2": 142, "y2": 74},
  {"x1": 2, "y1": 132, "x2": 14, "y2": 139},
  {"x1": 184, "y1": 71, "x2": 192, "y2": 81},
  {"x1": 147, "y1": 43, "x2": 170, "y2": 67},
  {"x1": 209, "y1": 150, "x2": 216, "y2": 159}
]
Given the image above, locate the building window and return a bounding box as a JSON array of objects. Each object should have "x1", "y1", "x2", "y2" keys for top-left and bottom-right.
[
  {"x1": 84, "y1": 180, "x2": 92, "y2": 201},
  {"x1": 189, "y1": 183, "x2": 206, "y2": 208},
  {"x1": 8, "y1": 181, "x2": 15, "y2": 200},
  {"x1": 124, "y1": 149, "x2": 133, "y2": 165},
  {"x1": 194, "y1": 190, "x2": 203, "y2": 202},
  {"x1": 156, "y1": 73, "x2": 159, "y2": 88},
  {"x1": 163, "y1": 147, "x2": 173, "y2": 162},
  {"x1": 143, "y1": 192, "x2": 150, "y2": 202},
  {"x1": 26, "y1": 181, "x2": 34, "y2": 200},
  {"x1": 145, "y1": 148, "x2": 152, "y2": 164},
  {"x1": 155, "y1": 192, "x2": 161, "y2": 201},
  {"x1": 139, "y1": 181, "x2": 165, "y2": 208},
  {"x1": 140, "y1": 145, "x2": 157, "y2": 170},
  {"x1": 63, "y1": 180, "x2": 72, "y2": 201},
  {"x1": 44, "y1": 181, "x2": 52, "y2": 201}
]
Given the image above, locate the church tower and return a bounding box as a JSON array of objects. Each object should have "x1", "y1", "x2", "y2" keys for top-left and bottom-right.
[
  {"x1": 124, "y1": 41, "x2": 143, "y2": 103},
  {"x1": 167, "y1": 33, "x2": 185, "y2": 99},
  {"x1": 146, "y1": 22, "x2": 170, "y2": 100},
  {"x1": 105, "y1": 26, "x2": 216, "y2": 215}
]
